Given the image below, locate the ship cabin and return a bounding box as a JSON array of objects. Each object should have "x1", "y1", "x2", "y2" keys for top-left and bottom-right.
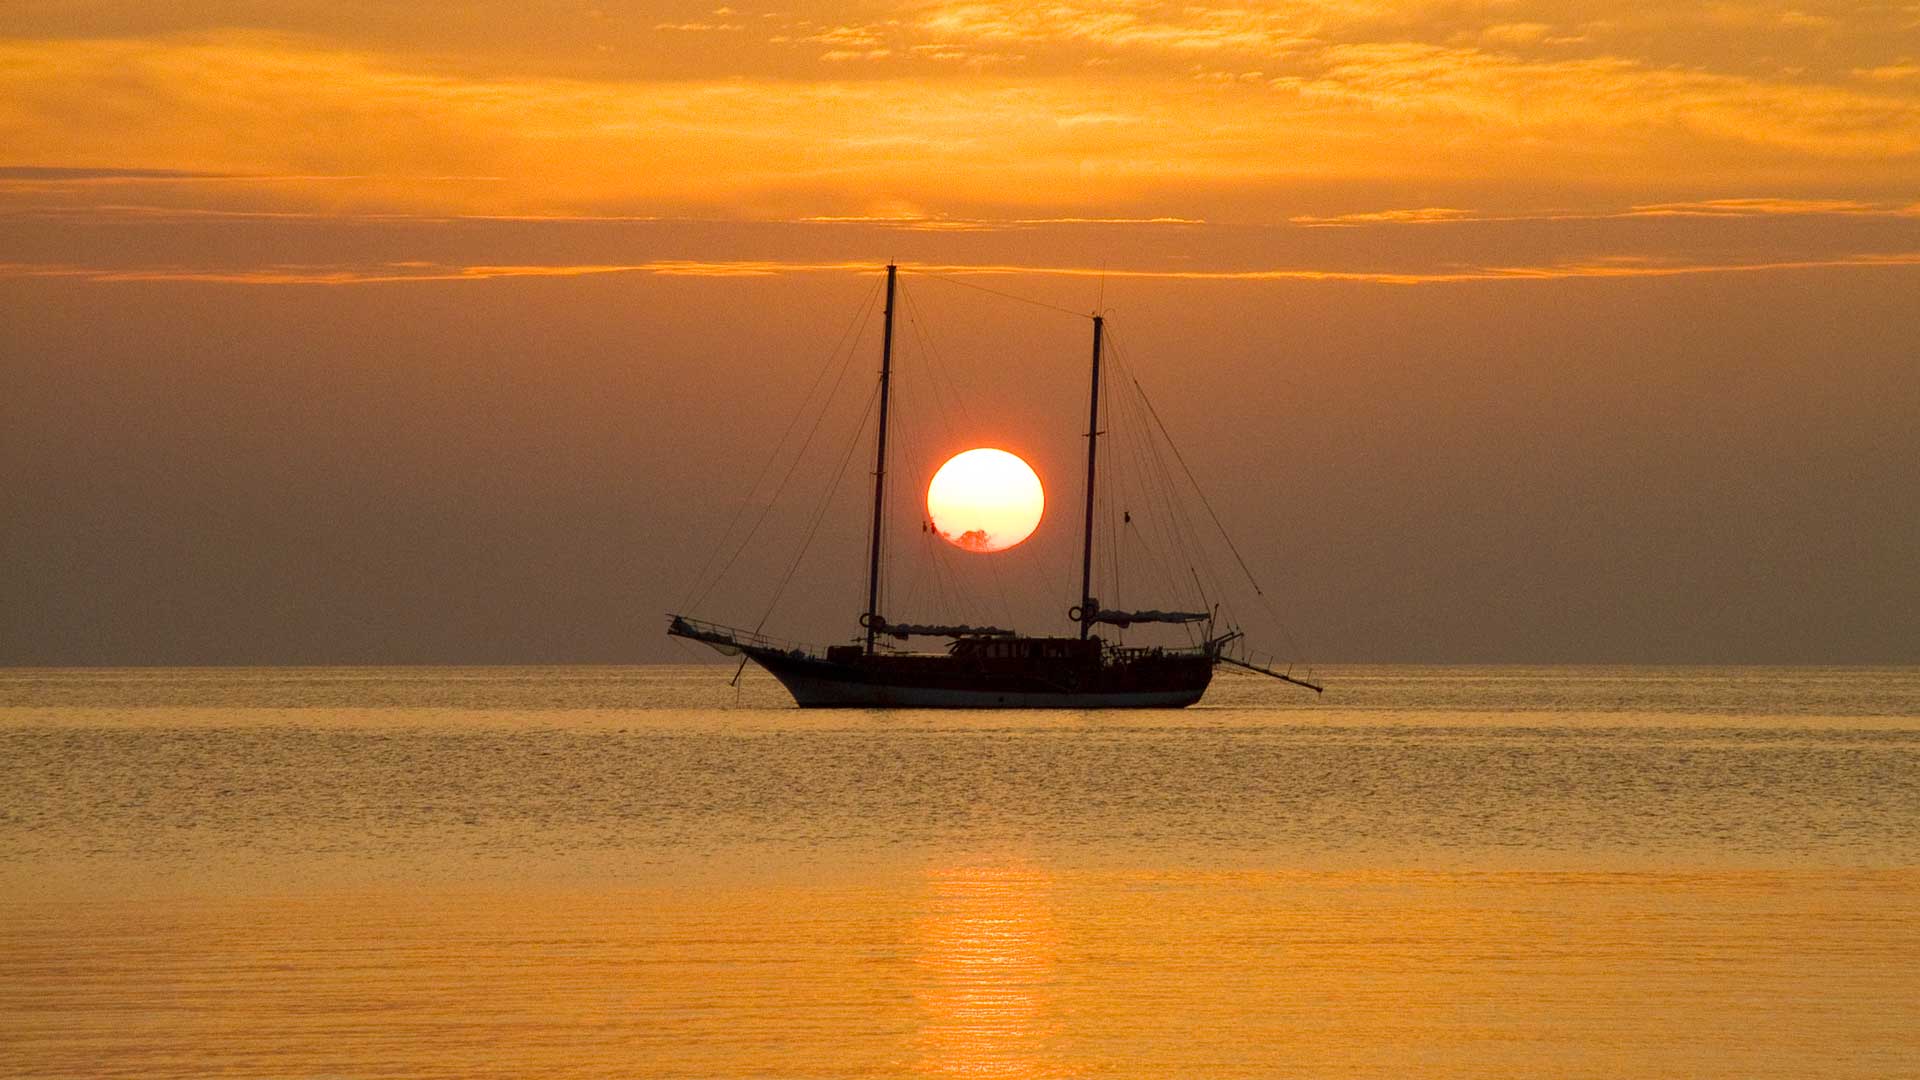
[
  {"x1": 824, "y1": 634, "x2": 1101, "y2": 670},
  {"x1": 948, "y1": 635, "x2": 1100, "y2": 663}
]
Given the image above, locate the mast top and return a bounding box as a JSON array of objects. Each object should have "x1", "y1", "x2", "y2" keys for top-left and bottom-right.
[
  {"x1": 864, "y1": 263, "x2": 899, "y2": 655},
  {"x1": 1077, "y1": 314, "x2": 1104, "y2": 639}
]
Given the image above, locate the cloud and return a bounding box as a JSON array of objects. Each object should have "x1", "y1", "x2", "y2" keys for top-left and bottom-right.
[
  {"x1": 801, "y1": 24, "x2": 889, "y2": 48},
  {"x1": 1477, "y1": 22, "x2": 1555, "y2": 46},
  {"x1": 0, "y1": 260, "x2": 871, "y2": 284},
  {"x1": 790, "y1": 212, "x2": 1205, "y2": 230},
  {"x1": 916, "y1": 2, "x2": 1319, "y2": 53},
  {"x1": 1273, "y1": 41, "x2": 1920, "y2": 158},
  {"x1": 1853, "y1": 63, "x2": 1920, "y2": 81},
  {"x1": 1623, "y1": 197, "x2": 1888, "y2": 217},
  {"x1": 0, "y1": 25, "x2": 1915, "y2": 221},
  {"x1": 915, "y1": 253, "x2": 1920, "y2": 284},
  {"x1": 0, "y1": 166, "x2": 232, "y2": 181},
  {"x1": 1290, "y1": 207, "x2": 1475, "y2": 226},
  {"x1": 8, "y1": 253, "x2": 1918, "y2": 288},
  {"x1": 1290, "y1": 198, "x2": 1918, "y2": 227},
  {"x1": 0, "y1": 167, "x2": 501, "y2": 187}
]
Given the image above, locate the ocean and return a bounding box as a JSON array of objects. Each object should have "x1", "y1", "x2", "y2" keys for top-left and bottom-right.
[{"x1": 3, "y1": 665, "x2": 1916, "y2": 1078}]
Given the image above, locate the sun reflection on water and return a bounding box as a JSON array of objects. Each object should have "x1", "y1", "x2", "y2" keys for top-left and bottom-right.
[{"x1": 914, "y1": 861, "x2": 1069, "y2": 1079}]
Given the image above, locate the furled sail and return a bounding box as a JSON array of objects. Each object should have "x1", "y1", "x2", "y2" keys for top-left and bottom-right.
[
  {"x1": 1087, "y1": 608, "x2": 1209, "y2": 628},
  {"x1": 878, "y1": 620, "x2": 1016, "y2": 640}
]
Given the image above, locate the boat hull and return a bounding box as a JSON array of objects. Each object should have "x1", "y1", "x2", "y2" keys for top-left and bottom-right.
[{"x1": 745, "y1": 647, "x2": 1213, "y2": 709}]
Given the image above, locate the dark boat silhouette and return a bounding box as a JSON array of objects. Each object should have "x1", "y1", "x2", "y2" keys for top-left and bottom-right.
[{"x1": 669, "y1": 264, "x2": 1319, "y2": 708}]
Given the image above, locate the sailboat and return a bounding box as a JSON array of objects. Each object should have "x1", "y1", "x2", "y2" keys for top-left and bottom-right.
[{"x1": 668, "y1": 263, "x2": 1321, "y2": 707}]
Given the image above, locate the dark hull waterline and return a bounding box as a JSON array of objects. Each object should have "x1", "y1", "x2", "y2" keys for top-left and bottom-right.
[{"x1": 746, "y1": 647, "x2": 1213, "y2": 709}]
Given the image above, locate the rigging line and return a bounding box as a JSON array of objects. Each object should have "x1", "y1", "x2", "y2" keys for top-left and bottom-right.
[
  {"x1": 892, "y1": 283, "x2": 949, "y2": 625},
  {"x1": 900, "y1": 287, "x2": 974, "y2": 622},
  {"x1": 1108, "y1": 334, "x2": 1230, "y2": 649},
  {"x1": 903, "y1": 281, "x2": 1013, "y2": 627},
  {"x1": 758, "y1": 381, "x2": 882, "y2": 633},
  {"x1": 1105, "y1": 360, "x2": 1171, "y2": 601},
  {"x1": 920, "y1": 527, "x2": 943, "y2": 622},
  {"x1": 1112, "y1": 329, "x2": 1305, "y2": 661},
  {"x1": 901, "y1": 279, "x2": 986, "y2": 453},
  {"x1": 922, "y1": 523, "x2": 952, "y2": 622},
  {"x1": 668, "y1": 632, "x2": 719, "y2": 667},
  {"x1": 893, "y1": 425, "x2": 924, "y2": 624},
  {"x1": 1117, "y1": 382, "x2": 1185, "y2": 605},
  {"x1": 897, "y1": 396, "x2": 948, "y2": 625},
  {"x1": 1118, "y1": 341, "x2": 1285, "y2": 654},
  {"x1": 691, "y1": 283, "x2": 880, "y2": 614},
  {"x1": 901, "y1": 267, "x2": 1092, "y2": 320},
  {"x1": 680, "y1": 277, "x2": 880, "y2": 612},
  {"x1": 899, "y1": 284, "x2": 966, "y2": 445},
  {"x1": 899, "y1": 279, "x2": 1023, "y2": 631},
  {"x1": 1106, "y1": 329, "x2": 1231, "y2": 588},
  {"x1": 1137, "y1": 411, "x2": 1200, "y2": 603},
  {"x1": 1104, "y1": 335, "x2": 1190, "y2": 576},
  {"x1": 879, "y1": 280, "x2": 938, "y2": 629},
  {"x1": 929, "y1": 327, "x2": 978, "y2": 435},
  {"x1": 931, "y1": 529, "x2": 971, "y2": 626},
  {"x1": 1102, "y1": 355, "x2": 1123, "y2": 604},
  {"x1": 920, "y1": 530, "x2": 941, "y2": 622},
  {"x1": 1110, "y1": 333, "x2": 1230, "y2": 619},
  {"x1": 1115, "y1": 445, "x2": 1179, "y2": 607}
]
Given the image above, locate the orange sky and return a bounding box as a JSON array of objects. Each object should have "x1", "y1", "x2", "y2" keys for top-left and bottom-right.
[
  {"x1": 4, "y1": 1, "x2": 1919, "y2": 222},
  {"x1": 2, "y1": 2, "x2": 1916, "y2": 663},
  {"x1": 4, "y1": 1, "x2": 1917, "y2": 285}
]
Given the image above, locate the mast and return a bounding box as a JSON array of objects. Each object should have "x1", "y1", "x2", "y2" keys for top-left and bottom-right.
[
  {"x1": 1078, "y1": 314, "x2": 1103, "y2": 639},
  {"x1": 864, "y1": 263, "x2": 898, "y2": 655}
]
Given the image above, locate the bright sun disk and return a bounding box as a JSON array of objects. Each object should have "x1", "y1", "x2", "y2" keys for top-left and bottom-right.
[{"x1": 927, "y1": 448, "x2": 1044, "y2": 553}]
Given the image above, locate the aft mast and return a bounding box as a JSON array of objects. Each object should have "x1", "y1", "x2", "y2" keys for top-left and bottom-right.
[
  {"x1": 1077, "y1": 314, "x2": 1103, "y2": 639},
  {"x1": 863, "y1": 263, "x2": 898, "y2": 655}
]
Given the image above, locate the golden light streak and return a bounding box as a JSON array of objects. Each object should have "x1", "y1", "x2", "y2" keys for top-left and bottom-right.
[
  {"x1": 7, "y1": 253, "x2": 1919, "y2": 287},
  {"x1": 913, "y1": 862, "x2": 1062, "y2": 1078},
  {"x1": 1290, "y1": 199, "x2": 1920, "y2": 227}
]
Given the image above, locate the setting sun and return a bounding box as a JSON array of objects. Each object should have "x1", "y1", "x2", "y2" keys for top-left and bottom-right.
[{"x1": 927, "y1": 448, "x2": 1044, "y2": 554}]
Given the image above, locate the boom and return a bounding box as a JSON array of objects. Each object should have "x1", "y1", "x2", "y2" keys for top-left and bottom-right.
[{"x1": 1218, "y1": 654, "x2": 1324, "y2": 693}]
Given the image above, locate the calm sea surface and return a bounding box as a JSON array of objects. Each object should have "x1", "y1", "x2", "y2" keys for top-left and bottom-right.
[{"x1": 3, "y1": 665, "x2": 1917, "y2": 1078}]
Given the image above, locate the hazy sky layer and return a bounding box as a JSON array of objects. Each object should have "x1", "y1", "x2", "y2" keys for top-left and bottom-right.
[{"x1": 2, "y1": 2, "x2": 1916, "y2": 664}]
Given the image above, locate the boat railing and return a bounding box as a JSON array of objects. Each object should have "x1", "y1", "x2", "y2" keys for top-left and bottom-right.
[
  {"x1": 1107, "y1": 643, "x2": 1212, "y2": 661},
  {"x1": 1239, "y1": 648, "x2": 1288, "y2": 670},
  {"x1": 665, "y1": 614, "x2": 824, "y2": 659}
]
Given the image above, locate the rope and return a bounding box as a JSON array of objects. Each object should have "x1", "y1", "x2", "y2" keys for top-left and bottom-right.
[
  {"x1": 689, "y1": 283, "x2": 879, "y2": 613},
  {"x1": 897, "y1": 278, "x2": 1022, "y2": 631},
  {"x1": 679, "y1": 278, "x2": 879, "y2": 611},
  {"x1": 757, "y1": 382, "x2": 881, "y2": 632},
  {"x1": 902, "y1": 267, "x2": 1092, "y2": 320},
  {"x1": 1109, "y1": 327, "x2": 1308, "y2": 662},
  {"x1": 1111, "y1": 334, "x2": 1225, "y2": 613}
]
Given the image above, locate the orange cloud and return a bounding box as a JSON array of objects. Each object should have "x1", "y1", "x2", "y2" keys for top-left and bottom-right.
[
  {"x1": 1289, "y1": 207, "x2": 1476, "y2": 226},
  {"x1": 1, "y1": 11, "x2": 1916, "y2": 220},
  {"x1": 8, "y1": 253, "x2": 1918, "y2": 287},
  {"x1": 1287, "y1": 198, "x2": 1918, "y2": 227},
  {"x1": 1624, "y1": 197, "x2": 1887, "y2": 216}
]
